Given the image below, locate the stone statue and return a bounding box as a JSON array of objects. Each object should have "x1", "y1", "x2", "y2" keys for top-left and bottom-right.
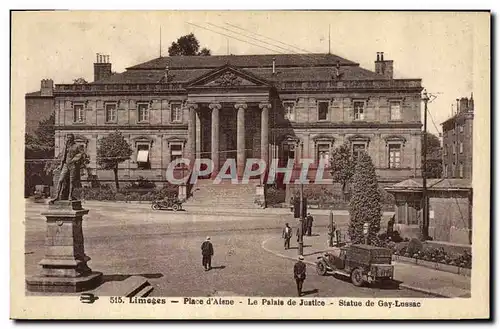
[{"x1": 50, "y1": 133, "x2": 85, "y2": 203}]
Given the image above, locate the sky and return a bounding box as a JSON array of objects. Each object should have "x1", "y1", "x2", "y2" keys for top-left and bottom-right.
[{"x1": 11, "y1": 11, "x2": 490, "y2": 136}]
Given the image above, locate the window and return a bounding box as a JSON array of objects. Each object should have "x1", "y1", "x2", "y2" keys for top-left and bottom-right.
[
  {"x1": 170, "y1": 144, "x2": 183, "y2": 167},
  {"x1": 390, "y1": 101, "x2": 402, "y2": 121},
  {"x1": 452, "y1": 142, "x2": 456, "y2": 155},
  {"x1": 73, "y1": 104, "x2": 85, "y2": 123},
  {"x1": 105, "y1": 103, "x2": 117, "y2": 123},
  {"x1": 137, "y1": 103, "x2": 149, "y2": 123},
  {"x1": 459, "y1": 125, "x2": 464, "y2": 133},
  {"x1": 444, "y1": 164, "x2": 448, "y2": 178},
  {"x1": 352, "y1": 143, "x2": 366, "y2": 160},
  {"x1": 317, "y1": 143, "x2": 330, "y2": 165},
  {"x1": 443, "y1": 145, "x2": 447, "y2": 156},
  {"x1": 170, "y1": 103, "x2": 182, "y2": 123},
  {"x1": 459, "y1": 163, "x2": 464, "y2": 178},
  {"x1": 353, "y1": 101, "x2": 365, "y2": 121},
  {"x1": 459, "y1": 142, "x2": 463, "y2": 154},
  {"x1": 452, "y1": 162, "x2": 456, "y2": 177},
  {"x1": 388, "y1": 144, "x2": 401, "y2": 168},
  {"x1": 283, "y1": 102, "x2": 295, "y2": 121},
  {"x1": 318, "y1": 101, "x2": 329, "y2": 121},
  {"x1": 136, "y1": 144, "x2": 151, "y2": 169}
]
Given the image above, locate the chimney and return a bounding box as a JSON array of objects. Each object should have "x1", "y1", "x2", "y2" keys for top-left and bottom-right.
[
  {"x1": 459, "y1": 97, "x2": 469, "y2": 113},
  {"x1": 272, "y1": 57, "x2": 276, "y2": 74},
  {"x1": 94, "y1": 53, "x2": 112, "y2": 82},
  {"x1": 374, "y1": 51, "x2": 394, "y2": 79},
  {"x1": 40, "y1": 79, "x2": 53, "y2": 97},
  {"x1": 468, "y1": 93, "x2": 474, "y2": 112}
]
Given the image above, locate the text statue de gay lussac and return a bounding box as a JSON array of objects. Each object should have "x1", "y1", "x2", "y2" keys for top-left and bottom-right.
[{"x1": 26, "y1": 133, "x2": 103, "y2": 293}]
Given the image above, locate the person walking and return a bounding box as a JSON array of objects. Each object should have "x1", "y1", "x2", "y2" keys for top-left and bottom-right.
[
  {"x1": 293, "y1": 255, "x2": 307, "y2": 297},
  {"x1": 327, "y1": 220, "x2": 336, "y2": 247},
  {"x1": 201, "y1": 236, "x2": 214, "y2": 271},
  {"x1": 306, "y1": 213, "x2": 314, "y2": 236},
  {"x1": 282, "y1": 223, "x2": 292, "y2": 250}
]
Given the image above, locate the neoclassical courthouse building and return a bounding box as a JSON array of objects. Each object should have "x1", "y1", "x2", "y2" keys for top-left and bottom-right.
[{"x1": 46, "y1": 52, "x2": 423, "y2": 187}]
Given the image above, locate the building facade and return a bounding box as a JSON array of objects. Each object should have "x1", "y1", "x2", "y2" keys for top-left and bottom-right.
[
  {"x1": 25, "y1": 79, "x2": 54, "y2": 135},
  {"x1": 50, "y1": 52, "x2": 423, "y2": 186},
  {"x1": 441, "y1": 95, "x2": 474, "y2": 179}
]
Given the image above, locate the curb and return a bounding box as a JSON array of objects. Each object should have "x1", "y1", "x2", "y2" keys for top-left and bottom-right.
[{"x1": 261, "y1": 237, "x2": 452, "y2": 298}]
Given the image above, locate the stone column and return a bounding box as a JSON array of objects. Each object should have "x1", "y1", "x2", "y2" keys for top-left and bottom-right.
[
  {"x1": 235, "y1": 103, "x2": 247, "y2": 177},
  {"x1": 186, "y1": 102, "x2": 198, "y2": 163},
  {"x1": 259, "y1": 102, "x2": 271, "y2": 166},
  {"x1": 210, "y1": 103, "x2": 222, "y2": 177}
]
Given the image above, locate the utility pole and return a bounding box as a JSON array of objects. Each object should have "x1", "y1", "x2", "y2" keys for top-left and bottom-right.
[
  {"x1": 298, "y1": 183, "x2": 304, "y2": 256},
  {"x1": 421, "y1": 89, "x2": 430, "y2": 240}
]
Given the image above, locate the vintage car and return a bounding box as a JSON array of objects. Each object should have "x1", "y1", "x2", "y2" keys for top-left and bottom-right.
[
  {"x1": 151, "y1": 197, "x2": 183, "y2": 211},
  {"x1": 316, "y1": 244, "x2": 394, "y2": 287}
]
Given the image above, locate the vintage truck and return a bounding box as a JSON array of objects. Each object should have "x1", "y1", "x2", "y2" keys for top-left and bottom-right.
[{"x1": 316, "y1": 244, "x2": 394, "y2": 287}]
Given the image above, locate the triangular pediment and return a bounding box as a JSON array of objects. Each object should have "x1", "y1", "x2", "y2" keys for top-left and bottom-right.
[{"x1": 187, "y1": 64, "x2": 271, "y2": 88}]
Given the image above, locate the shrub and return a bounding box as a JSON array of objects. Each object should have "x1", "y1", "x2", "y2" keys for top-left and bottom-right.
[
  {"x1": 406, "y1": 238, "x2": 423, "y2": 257},
  {"x1": 348, "y1": 152, "x2": 381, "y2": 244},
  {"x1": 266, "y1": 186, "x2": 286, "y2": 205}
]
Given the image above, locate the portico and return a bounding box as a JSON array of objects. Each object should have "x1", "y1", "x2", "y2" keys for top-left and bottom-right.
[{"x1": 185, "y1": 100, "x2": 271, "y2": 177}]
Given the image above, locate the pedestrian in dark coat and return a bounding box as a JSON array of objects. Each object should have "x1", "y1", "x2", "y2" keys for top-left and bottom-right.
[
  {"x1": 282, "y1": 223, "x2": 292, "y2": 250},
  {"x1": 306, "y1": 213, "x2": 314, "y2": 236},
  {"x1": 201, "y1": 237, "x2": 214, "y2": 271},
  {"x1": 294, "y1": 255, "x2": 307, "y2": 297}
]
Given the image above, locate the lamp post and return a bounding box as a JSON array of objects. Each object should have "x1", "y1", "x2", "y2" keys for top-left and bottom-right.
[
  {"x1": 421, "y1": 89, "x2": 430, "y2": 240},
  {"x1": 298, "y1": 183, "x2": 304, "y2": 256}
]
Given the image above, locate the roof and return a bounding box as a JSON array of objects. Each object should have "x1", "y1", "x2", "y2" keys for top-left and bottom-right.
[
  {"x1": 126, "y1": 53, "x2": 358, "y2": 70},
  {"x1": 93, "y1": 62, "x2": 390, "y2": 85},
  {"x1": 387, "y1": 178, "x2": 472, "y2": 191}
]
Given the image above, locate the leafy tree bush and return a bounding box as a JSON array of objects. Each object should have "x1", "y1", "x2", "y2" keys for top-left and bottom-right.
[
  {"x1": 406, "y1": 238, "x2": 424, "y2": 257},
  {"x1": 168, "y1": 33, "x2": 211, "y2": 56},
  {"x1": 329, "y1": 142, "x2": 355, "y2": 200},
  {"x1": 348, "y1": 151, "x2": 381, "y2": 244},
  {"x1": 96, "y1": 131, "x2": 133, "y2": 189}
]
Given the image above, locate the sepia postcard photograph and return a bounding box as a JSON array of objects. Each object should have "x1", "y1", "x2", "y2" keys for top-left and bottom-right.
[{"x1": 10, "y1": 9, "x2": 491, "y2": 320}]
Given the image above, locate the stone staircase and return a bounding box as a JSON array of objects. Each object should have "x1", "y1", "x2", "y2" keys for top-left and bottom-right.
[{"x1": 184, "y1": 179, "x2": 263, "y2": 209}]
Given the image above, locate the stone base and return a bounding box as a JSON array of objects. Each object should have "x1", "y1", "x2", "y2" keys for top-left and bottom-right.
[{"x1": 26, "y1": 272, "x2": 103, "y2": 293}]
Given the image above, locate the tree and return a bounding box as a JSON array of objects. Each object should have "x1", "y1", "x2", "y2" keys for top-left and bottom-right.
[
  {"x1": 348, "y1": 152, "x2": 382, "y2": 245},
  {"x1": 168, "y1": 33, "x2": 212, "y2": 56},
  {"x1": 96, "y1": 131, "x2": 133, "y2": 189},
  {"x1": 422, "y1": 132, "x2": 442, "y2": 178},
  {"x1": 25, "y1": 113, "x2": 55, "y2": 196},
  {"x1": 329, "y1": 142, "x2": 355, "y2": 200}
]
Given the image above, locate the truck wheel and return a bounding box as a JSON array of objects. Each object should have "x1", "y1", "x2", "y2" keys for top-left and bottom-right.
[
  {"x1": 316, "y1": 262, "x2": 327, "y2": 276},
  {"x1": 172, "y1": 204, "x2": 180, "y2": 212},
  {"x1": 351, "y1": 268, "x2": 364, "y2": 287},
  {"x1": 152, "y1": 203, "x2": 160, "y2": 210}
]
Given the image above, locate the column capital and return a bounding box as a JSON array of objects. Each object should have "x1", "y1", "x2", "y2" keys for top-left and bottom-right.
[
  {"x1": 186, "y1": 102, "x2": 198, "y2": 110},
  {"x1": 209, "y1": 103, "x2": 222, "y2": 111},
  {"x1": 259, "y1": 102, "x2": 272, "y2": 110},
  {"x1": 234, "y1": 103, "x2": 247, "y2": 110}
]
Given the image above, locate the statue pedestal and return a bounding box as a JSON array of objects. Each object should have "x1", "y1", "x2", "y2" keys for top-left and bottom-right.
[{"x1": 26, "y1": 200, "x2": 103, "y2": 293}]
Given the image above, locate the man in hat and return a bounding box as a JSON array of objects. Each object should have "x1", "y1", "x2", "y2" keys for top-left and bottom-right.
[
  {"x1": 201, "y1": 236, "x2": 214, "y2": 271},
  {"x1": 282, "y1": 223, "x2": 292, "y2": 250},
  {"x1": 293, "y1": 255, "x2": 307, "y2": 297}
]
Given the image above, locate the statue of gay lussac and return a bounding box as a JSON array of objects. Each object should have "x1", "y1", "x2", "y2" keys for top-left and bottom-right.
[{"x1": 50, "y1": 133, "x2": 86, "y2": 203}]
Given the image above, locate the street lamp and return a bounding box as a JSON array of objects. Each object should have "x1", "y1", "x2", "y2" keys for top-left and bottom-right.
[{"x1": 421, "y1": 89, "x2": 430, "y2": 240}]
